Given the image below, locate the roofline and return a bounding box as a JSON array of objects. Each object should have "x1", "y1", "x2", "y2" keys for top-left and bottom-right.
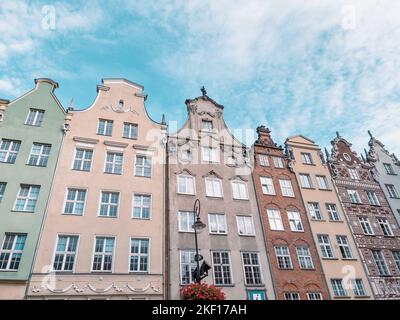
[
  {"x1": 285, "y1": 134, "x2": 315, "y2": 144},
  {"x1": 34, "y1": 78, "x2": 59, "y2": 89},
  {"x1": 102, "y1": 78, "x2": 144, "y2": 91}
]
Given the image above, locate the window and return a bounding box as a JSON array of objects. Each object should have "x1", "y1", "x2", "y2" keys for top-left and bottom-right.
[
  {"x1": 14, "y1": 185, "x2": 40, "y2": 212},
  {"x1": 359, "y1": 217, "x2": 374, "y2": 235},
  {"x1": 386, "y1": 184, "x2": 399, "y2": 198},
  {"x1": 63, "y1": 188, "x2": 86, "y2": 215},
  {"x1": 316, "y1": 175, "x2": 329, "y2": 190},
  {"x1": 177, "y1": 175, "x2": 195, "y2": 195},
  {"x1": 104, "y1": 152, "x2": 123, "y2": 174},
  {"x1": 0, "y1": 182, "x2": 6, "y2": 203},
  {"x1": 25, "y1": 109, "x2": 45, "y2": 126},
  {"x1": 308, "y1": 202, "x2": 323, "y2": 220},
  {"x1": 180, "y1": 250, "x2": 196, "y2": 285},
  {"x1": 208, "y1": 214, "x2": 227, "y2": 234},
  {"x1": 130, "y1": 239, "x2": 149, "y2": 272},
  {"x1": 284, "y1": 292, "x2": 300, "y2": 300},
  {"x1": 347, "y1": 189, "x2": 361, "y2": 204},
  {"x1": 377, "y1": 218, "x2": 393, "y2": 236},
  {"x1": 231, "y1": 181, "x2": 248, "y2": 200},
  {"x1": 372, "y1": 250, "x2": 389, "y2": 276},
  {"x1": 288, "y1": 211, "x2": 304, "y2": 232},
  {"x1": 133, "y1": 194, "x2": 151, "y2": 219},
  {"x1": 97, "y1": 119, "x2": 113, "y2": 136},
  {"x1": 0, "y1": 234, "x2": 27, "y2": 271},
  {"x1": 318, "y1": 234, "x2": 334, "y2": 258},
  {"x1": 274, "y1": 246, "x2": 292, "y2": 269},
  {"x1": 272, "y1": 156, "x2": 284, "y2": 168},
  {"x1": 92, "y1": 237, "x2": 115, "y2": 272},
  {"x1": 212, "y1": 251, "x2": 232, "y2": 285},
  {"x1": 331, "y1": 279, "x2": 347, "y2": 297},
  {"x1": 178, "y1": 211, "x2": 195, "y2": 232},
  {"x1": 0, "y1": 139, "x2": 21, "y2": 164},
  {"x1": 241, "y1": 252, "x2": 263, "y2": 285},
  {"x1": 267, "y1": 209, "x2": 284, "y2": 231},
  {"x1": 236, "y1": 216, "x2": 255, "y2": 236},
  {"x1": 383, "y1": 163, "x2": 395, "y2": 175},
  {"x1": 392, "y1": 251, "x2": 400, "y2": 272},
  {"x1": 99, "y1": 191, "x2": 119, "y2": 217},
  {"x1": 366, "y1": 191, "x2": 380, "y2": 206},
  {"x1": 307, "y1": 292, "x2": 322, "y2": 300},
  {"x1": 135, "y1": 155, "x2": 152, "y2": 177},
  {"x1": 348, "y1": 168, "x2": 359, "y2": 180},
  {"x1": 352, "y1": 279, "x2": 367, "y2": 297},
  {"x1": 296, "y1": 246, "x2": 314, "y2": 269},
  {"x1": 73, "y1": 148, "x2": 93, "y2": 171},
  {"x1": 326, "y1": 203, "x2": 340, "y2": 221},
  {"x1": 336, "y1": 235, "x2": 353, "y2": 259},
  {"x1": 279, "y1": 179, "x2": 294, "y2": 197},
  {"x1": 202, "y1": 146, "x2": 219, "y2": 163},
  {"x1": 299, "y1": 174, "x2": 313, "y2": 188},
  {"x1": 259, "y1": 155, "x2": 269, "y2": 166},
  {"x1": 123, "y1": 122, "x2": 138, "y2": 139},
  {"x1": 205, "y1": 178, "x2": 223, "y2": 198},
  {"x1": 301, "y1": 152, "x2": 313, "y2": 165},
  {"x1": 53, "y1": 235, "x2": 79, "y2": 271},
  {"x1": 260, "y1": 177, "x2": 275, "y2": 195},
  {"x1": 28, "y1": 143, "x2": 51, "y2": 167},
  {"x1": 201, "y1": 120, "x2": 213, "y2": 132}
]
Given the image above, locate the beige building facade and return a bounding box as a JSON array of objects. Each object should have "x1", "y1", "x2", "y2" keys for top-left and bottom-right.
[
  {"x1": 285, "y1": 136, "x2": 373, "y2": 299},
  {"x1": 27, "y1": 79, "x2": 167, "y2": 299}
]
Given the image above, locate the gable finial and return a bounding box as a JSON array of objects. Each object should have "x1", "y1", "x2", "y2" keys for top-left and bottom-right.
[
  {"x1": 201, "y1": 86, "x2": 207, "y2": 96},
  {"x1": 324, "y1": 147, "x2": 330, "y2": 159},
  {"x1": 368, "y1": 130, "x2": 373, "y2": 139},
  {"x1": 68, "y1": 98, "x2": 75, "y2": 111},
  {"x1": 336, "y1": 131, "x2": 340, "y2": 138}
]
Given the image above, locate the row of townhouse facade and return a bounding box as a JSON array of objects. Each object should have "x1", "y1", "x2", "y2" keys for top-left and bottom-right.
[{"x1": 0, "y1": 78, "x2": 400, "y2": 300}]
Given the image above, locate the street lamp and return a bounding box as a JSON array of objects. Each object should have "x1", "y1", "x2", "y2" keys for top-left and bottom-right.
[{"x1": 192, "y1": 199, "x2": 206, "y2": 283}]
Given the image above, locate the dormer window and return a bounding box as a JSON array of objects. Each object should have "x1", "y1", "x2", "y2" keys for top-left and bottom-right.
[{"x1": 202, "y1": 120, "x2": 213, "y2": 132}]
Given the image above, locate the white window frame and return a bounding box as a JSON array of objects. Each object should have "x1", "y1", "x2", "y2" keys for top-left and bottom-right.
[
  {"x1": 383, "y1": 163, "x2": 395, "y2": 175},
  {"x1": 63, "y1": 188, "x2": 87, "y2": 215},
  {"x1": 0, "y1": 182, "x2": 6, "y2": 203},
  {"x1": 52, "y1": 235, "x2": 79, "y2": 272},
  {"x1": 201, "y1": 119, "x2": 213, "y2": 132},
  {"x1": 208, "y1": 213, "x2": 228, "y2": 234},
  {"x1": 288, "y1": 211, "x2": 304, "y2": 232},
  {"x1": 72, "y1": 148, "x2": 93, "y2": 172},
  {"x1": 359, "y1": 217, "x2": 374, "y2": 235},
  {"x1": 231, "y1": 180, "x2": 249, "y2": 200},
  {"x1": 241, "y1": 252, "x2": 263, "y2": 285},
  {"x1": 372, "y1": 250, "x2": 390, "y2": 276},
  {"x1": 272, "y1": 156, "x2": 284, "y2": 168},
  {"x1": 318, "y1": 234, "x2": 335, "y2": 258},
  {"x1": 135, "y1": 155, "x2": 152, "y2": 177},
  {"x1": 326, "y1": 203, "x2": 340, "y2": 221},
  {"x1": 129, "y1": 238, "x2": 150, "y2": 273},
  {"x1": 308, "y1": 202, "x2": 323, "y2": 220},
  {"x1": 377, "y1": 218, "x2": 393, "y2": 236},
  {"x1": 178, "y1": 211, "x2": 195, "y2": 233},
  {"x1": 336, "y1": 235, "x2": 353, "y2": 259},
  {"x1": 299, "y1": 173, "x2": 313, "y2": 188},
  {"x1": 348, "y1": 168, "x2": 360, "y2": 180},
  {"x1": 97, "y1": 119, "x2": 113, "y2": 136},
  {"x1": 351, "y1": 279, "x2": 367, "y2": 297},
  {"x1": 0, "y1": 139, "x2": 21, "y2": 164},
  {"x1": 123, "y1": 122, "x2": 138, "y2": 140},
  {"x1": 316, "y1": 175, "x2": 329, "y2": 190},
  {"x1": 25, "y1": 108, "x2": 45, "y2": 126},
  {"x1": 259, "y1": 154, "x2": 269, "y2": 166},
  {"x1": 179, "y1": 249, "x2": 197, "y2": 285},
  {"x1": 104, "y1": 151, "x2": 123, "y2": 175},
  {"x1": 177, "y1": 175, "x2": 196, "y2": 195},
  {"x1": 331, "y1": 279, "x2": 347, "y2": 297},
  {"x1": 260, "y1": 177, "x2": 275, "y2": 195},
  {"x1": 279, "y1": 179, "x2": 295, "y2": 197},
  {"x1": 275, "y1": 245, "x2": 293, "y2": 269},
  {"x1": 366, "y1": 191, "x2": 380, "y2": 206},
  {"x1": 307, "y1": 292, "x2": 323, "y2": 300},
  {"x1": 284, "y1": 292, "x2": 300, "y2": 300},
  {"x1": 98, "y1": 191, "x2": 120, "y2": 218},
  {"x1": 27, "y1": 143, "x2": 51, "y2": 167},
  {"x1": 91, "y1": 236, "x2": 115, "y2": 272},
  {"x1": 132, "y1": 193, "x2": 152, "y2": 219},
  {"x1": 347, "y1": 189, "x2": 362, "y2": 204},
  {"x1": 0, "y1": 234, "x2": 27, "y2": 271},
  {"x1": 296, "y1": 246, "x2": 314, "y2": 269},
  {"x1": 267, "y1": 209, "x2": 284, "y2": 231},
  {"x1": 205, "y1": 177, "x2": 223, "y2": 198},
  {"x1": 211, "y1": 251, "x2": 233, "y2": 285},
  {"x1": 301, "y1": 152, "x2": 313, "y2": 165},
  {"x1": 236, "y1": 215, "x2": 255, "y2": 236},
  {"x1": 386, "y1": 184, "x2": 399, "y2": 198},
  {"x1": 202, "y1": 146, "x2": 219, "y2": 163},
  {"x1": 13, "y1": 184, "x2": 40, "y2": 212}
]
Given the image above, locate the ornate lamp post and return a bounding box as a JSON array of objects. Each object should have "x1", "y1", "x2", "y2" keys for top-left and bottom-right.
[{"x1": 192, "y1": 199, "x2": 206, "y2": 283}]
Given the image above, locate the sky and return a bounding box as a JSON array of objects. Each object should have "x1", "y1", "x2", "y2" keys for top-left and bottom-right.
[{"x1": 1, "y1": 0, "x2": 400, "y2": 156}]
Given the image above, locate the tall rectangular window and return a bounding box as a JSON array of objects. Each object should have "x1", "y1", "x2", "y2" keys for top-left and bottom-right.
[
  {"x1": 73, "y1": 148, "x2": 93, "y2": 171},
  {"x1": 208, "y1": 213, "x2": 227, "y2": 234},
  {"x1": 133, "y1": 194, "x2": 151, "y2": 219},
  {"x1": 177, "y1": 175, "x2": 195, "y2": 195},
  {"x1": 201, "y1": 120, "x2": 213, "y2": 132},
  {"x1": 205, "y1": 178, "x2": 223, "y2": 198},
  {"x1": 202, "y1": 146, "x2": 219, "y2": 163},
  {"x1": 178, "y1": 211, "x2": 194, "y2": 232},
  {"x1": 130, "y1": 238, "x2": 149, "y2": 272},
  {"x1": 386, "y1": 184, "x2": 399, "y2": 198},
  {"x1": 279, "y1": 179, "x2": 295, "y2": 197},
  {"x1": 259, "y1": 155, "x2": 269, "y2": 166},
  {"x1": 336, "y1": 235, "x2": 353, "y2": 259},
  {"x1": 14, "y1": 185, "x2": 40, "y2": 212},
  {"x1": 392, "y1": 251, "x2": 400, "y2": 272},
  {"x1": 351, "y1": 279, "x2": 367, "y2": 297},
  {"x1": 348, "y1": 168, "x2": 359, "y2": 180},
  {"x1": 301, "y1": 152, "x2": 313, "y2": 165},
  {"x1": 212, "y1": 251, "x2": 232, "y2": 285},
  {"x1": 260, "y1": 177, "x2": 275, "y2": 195},
  {"x1": 123, "y1": 122, "x2": 138, "y2": 139},
  {"x1": 377, "y1": 218, "x2": 393, "y2": 236},
  {"x1": 92, "y1": 237, "x2": 115, "y2": 272},
  {"x1": 104, "y1": 152, "x2": 123, "y2": 175},
  {"x1": 284, "y1": 292, "x2": 300, "y2": 300},
  {"x1": 97, "y1": 119, "x2": 113, "y2": 136},
  {"x1": 326, "y1": 203, "x2": 340, "y2": 221},
  {"x1": 241, "y1": 252, "x2": 263, "y2": 285},
  {"x1": 28, "y1": 143, "x2": 51, "y2": 167},
  {"x1": 359, "y1": 217, "x2": 374, "y2": 235},
  {"x1": 0, "y1": 139, "x2": 21, "y2": 164},
  {"x1": 383, "y1": 163, "x2": 395, "y2": 175},
  {"x1": 63, "y1": 188, "x2": 86, "y2": 215},
  {"x1": 267, "y1": 209, "x2": 284, "y2": 231},
  {"x1": 180, "y1": 250, "x2": 196, "y2": 285},
  {"x1": 0, "y1": 234, "x2": 27, "y2": 271},
  {"x1": 318, "y1": 234, "x2": 334, "y2": 258},
  {"x1": 275, "y1": 246, "x2": 292, "y2": 269},
  {"x1": 25, "y1": 109, "x2": 45, "y2": 126},
  {"x1": 331, "y1": 279, "x2": 347, "y2": 297},
  {"x1": 296, "y1": 246, "x2": 314, "y2": 269},
  {"x1": 299, "y1": 174, "x2": 313, "y2": 188},
  {"x1": 272, "y1": 156, "x2": 284, "y2": 168},
  {"x1": 372, "y1": 250, "x2": 390, "y2": 276},
  {"x1": 236, "y1": 216, "x2": 255, "y2": 236},
  {"x1": 231, "y1": 181, "x2": 248, "y2": 200},
  {"x1": 0, "y1": 182, "x2": 6, "y2": 203},
  {"x1": 316, "y1": 175, "x2": 329, "y2": 190},
  {"x1": 53, "y1": 235, "x2": 79, "y2": 271},
  {"x1": 99, "y1": 191, "x2": 119, "y2": 217},
  {"x1": 308, "y1": 202, "x2": 323, "y2": 220},
  {"x1": 347, "y1": 189, "x2": 362, "y2": 204},
  {"x1": 135, "y1": 155, "x2": 152, "y2": 177},
  {"x1": 288, "y1": 211, "x2": 304, "y2": 232},
  {"x1": 366, "y1": 191, "x2": 380, "y2": 206}
]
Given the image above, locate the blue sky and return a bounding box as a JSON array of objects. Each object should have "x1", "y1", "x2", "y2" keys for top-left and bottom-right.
[{"x1": 1, "y1": 0, "x2": 400, "y2": 155}]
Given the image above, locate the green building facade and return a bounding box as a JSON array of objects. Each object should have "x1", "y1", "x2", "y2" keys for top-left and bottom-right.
[{"x1": 0, "y1": 79, "x2": 66, "y2": 299}]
